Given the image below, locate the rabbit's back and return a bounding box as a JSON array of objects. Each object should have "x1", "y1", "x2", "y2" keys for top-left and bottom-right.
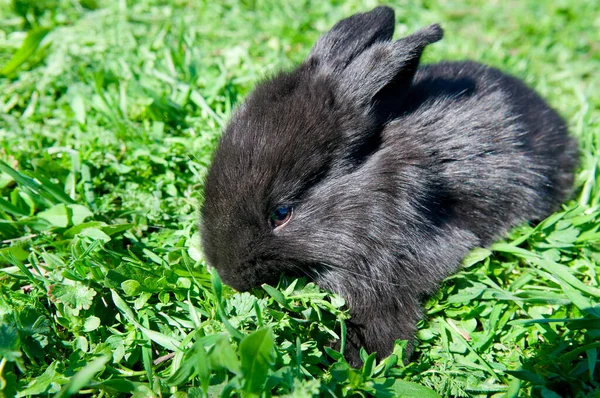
[{"x1": 382, "y1": 61, "x2": 578, "y2": 244}]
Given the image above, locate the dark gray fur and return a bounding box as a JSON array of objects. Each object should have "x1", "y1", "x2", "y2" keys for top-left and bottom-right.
[{"x1": 200, "y1": 6, "x2": 578, "y2": 365}]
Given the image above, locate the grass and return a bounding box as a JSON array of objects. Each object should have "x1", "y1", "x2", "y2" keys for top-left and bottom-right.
[{"x1": 0, "y1": 0, "x2": 599, "y2": 397}]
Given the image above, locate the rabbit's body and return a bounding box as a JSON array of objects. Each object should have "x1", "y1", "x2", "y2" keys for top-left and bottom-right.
[
  {"x1": 200, "y1": 7, "x2": 578, "y2": 365},
  {"x1": 388, "y1": 60, "x2": 576, "y2": 243},
  {"x1": 303, "y1": 60, "x2": 578, "y2": 361}
]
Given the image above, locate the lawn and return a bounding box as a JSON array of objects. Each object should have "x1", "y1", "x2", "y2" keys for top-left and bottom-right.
[{"x1": 0, "y1": 0, "x2": 599, "y2": 397}]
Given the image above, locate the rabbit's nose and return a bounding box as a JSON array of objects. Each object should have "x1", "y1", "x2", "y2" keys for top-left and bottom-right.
[{"x1": 214, "y1": 265, "x2": 254, "y2": 292}]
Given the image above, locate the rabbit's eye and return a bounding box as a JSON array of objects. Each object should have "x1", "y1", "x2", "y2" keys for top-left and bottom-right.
[{"x1": 270, "y1": 206, "x2": 293, "y2": 229}]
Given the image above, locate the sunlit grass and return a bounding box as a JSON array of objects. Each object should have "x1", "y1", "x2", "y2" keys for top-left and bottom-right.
[{"x1": 0, "y1": 1, "x2": 598, "y2": 396}]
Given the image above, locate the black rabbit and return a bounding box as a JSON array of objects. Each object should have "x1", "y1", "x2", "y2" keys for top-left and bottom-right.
[{"x1": 200, "y1": 6, "x2": 578, "y2": 365}]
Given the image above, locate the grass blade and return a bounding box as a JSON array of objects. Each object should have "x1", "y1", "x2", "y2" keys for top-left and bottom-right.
[{"x1": 0, "y1": 27, "x2": 51, "y2": 76}]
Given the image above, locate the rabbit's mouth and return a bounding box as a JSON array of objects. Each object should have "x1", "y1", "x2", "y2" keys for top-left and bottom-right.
[
  {"x1": 216, "y1": 260, "x2": 285, "y2": 292},
  {"x1": 216, "y1": 269, "x2": 255, "y2": 292}
]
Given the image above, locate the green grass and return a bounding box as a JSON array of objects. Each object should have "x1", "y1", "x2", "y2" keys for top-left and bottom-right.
[{"x1": 0, "y1": 0, "x2": 599, "y2": 397}]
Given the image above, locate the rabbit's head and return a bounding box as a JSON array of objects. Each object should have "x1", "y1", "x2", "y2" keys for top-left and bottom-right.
[{"x1": 200, "y1": 6, "x2": 443, "y2": 292}]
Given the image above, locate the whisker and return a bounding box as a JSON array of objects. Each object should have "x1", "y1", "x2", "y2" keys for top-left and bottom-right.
[{"x1": 290, "y1": 262, "x2": 318, "y2": 280}]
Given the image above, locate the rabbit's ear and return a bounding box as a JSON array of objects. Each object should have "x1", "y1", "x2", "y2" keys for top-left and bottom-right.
[
  {"x1": 340, "y1": 24, "x2": 443, "y2": 109},
  {"x1": 309, "y1": 6, "x2": 395, "y2": 71}
]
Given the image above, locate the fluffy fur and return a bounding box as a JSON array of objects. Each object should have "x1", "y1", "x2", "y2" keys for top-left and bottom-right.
[{"x1": 200, "y1": 6, "x2": 578, "y2": 365}]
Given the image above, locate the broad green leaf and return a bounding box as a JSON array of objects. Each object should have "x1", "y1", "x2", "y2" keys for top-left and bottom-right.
[
  {"x1": 130, "y1": 385, "x2": 158, "y2": 398},
  {"x1": 330, "y1": 294, "x2": 345, "y2": 308},
  {"x1": 505, "y1": 370, "x2": 545, "y2": 385},
  {"x1": 0, "y1": 368, "x2": 17, "y2": 398},
  {"x1": 67, "y1": 205, "x2": 94, "y2": 226},
  {"x1": 42, "y1": 252, "x2": 66, "y2": 269},
  {"x1": 143, "y1": 248, "x2": 164, "y2": 265},
  {"x1": 537, "y1": 211, "x2": 567, "y2": 231},
  {"x1": 262, "y1": 284, "x2": 292, "y2": 310},
  {"x1": 48, "y1": 282, "x2": 96, "y2": 311},
  {"x1": 101, "y1": 223, "x2": 133, "y2": 236},
  {"x1": 74, "y1": 336, "x2": 88, "y2": 353},
  {"x1": 503, "y1": 377, "x2": 522, "y2": 398},
  {"x1": 0, "y1": 324, "x2": 21, "y2": 362},
  {"x1": 17, "y1": 307, "x2": 50, "y2": 336},
  {"x1": 194, "y1": 339, "x2": 211, "y2": 394},
  {"x1": 392, "y1": 380, "x2": 442, "y2": 398},
  {"x1": 585, "y1": 348, "x2": 597, "y2": 382},
  {"x1": 461, "y1": 248, "x2": 492, "y2": 268},
  {"x1": 324, "y1": 347, "x2": 343, "y2": 361},
  {"x1": 0, "y1": 246, "x2": 29, "y2": 262},
  {"x1": 0, "y1": 172, "x2": 12, "y2": 190},
  {"x1": 329, "y1": 361, "x2": 350, "y2": 382},
  {"x1": 447, "y1": 283, "x2": 486, "y2": 304},
  {"x1": 362, "y1": 352, "x2": 376, "y2": 377},
  {"x1": 211, "y1": 269, "x2": 223, "y2": 302},
  {"x1": 210, "y1": 335, "x2": 241, "y2": 375},
  {"x1": 382, "y1": 354, "x2": 398, "y2": 376},
  {"x1": 340, "y1": 318, "x2": 347, "y2": 355},
  {"x1": 546, "y1": 226, "x2": 579, "y2": 243},
  {"x1": 79, "y1": 227, "x2": 111, "y2": 242},
  {"x1": 83, "y1": 316, "x2": 101, "y2": 332},
  {"x1": 121, "y1": 280, "x2": 142, "y2": 296},
  {"x1": 140, "y1": 322, "x2": 181, "y2": 352},
  {"x1": 70, "y1": 95, "x2": 86, "y2": 126},
  {"x1": 16, "y1": 361, "x2": 59, "y2": 397},
  {"x1": 37, "y1": 204, "x2": 70, "y2": 228},
  {"x1": 240, "y1": 327, "x2": 275, "y2": 394},
  {"x1": 64, "y1": 221, "x2": 107, "y2": 238},
  {"x1": 95, "y1": 379, "x2": 142, "y2": 394}
]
